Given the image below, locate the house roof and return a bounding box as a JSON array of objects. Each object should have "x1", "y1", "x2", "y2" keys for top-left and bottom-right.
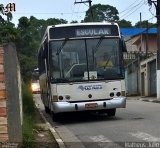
[{"x1": 120, "y1": 28, "x2": 157, "y2": 37}]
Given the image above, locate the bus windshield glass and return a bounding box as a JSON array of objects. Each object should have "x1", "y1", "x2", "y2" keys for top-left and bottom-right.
[{"x1": 50, "y1": 38, "x2": 123, "y2": 82}]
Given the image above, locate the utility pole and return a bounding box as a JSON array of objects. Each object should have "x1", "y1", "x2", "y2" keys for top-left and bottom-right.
[
  {"x1": 157, "y1": 0, "x2": 160, "y2": 99},
  {"x1": 140, "y1": 12, "x2": 143, "y2": 52},
  {"x1": 145, "y1": 20, "x2": 149, "y2": 57},
  {"x1": 148, "y1": 0, "x2": 160, "y2": 99},
  {"x1": 74, "y1": 0, "x2": 94, "y2": 22}
]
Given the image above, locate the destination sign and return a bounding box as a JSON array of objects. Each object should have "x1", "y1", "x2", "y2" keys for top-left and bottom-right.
[
  {"x1": 49, "y1": 25, "x2": 119, "y2": 39},
  {"x1": 75, "y1": 28, "x2": 111, "y2": 37}
]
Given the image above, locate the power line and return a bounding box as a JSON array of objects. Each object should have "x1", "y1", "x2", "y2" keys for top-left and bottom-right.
[
  {"x1": 120, "y1": 16, "x2": 157, "y2": 39},
  {"x1": 120, "y1": 0, "x2": 144, "y2": 18},
  {"x1": 14, "y1": 11, "x2": 86, "y2": 15},
  {"x1": 74, "y1": 0, "x2": 94, "y2": 21},
  {"x1": 76, "y1": 3, "x2": 81, "y2": 19},
  {"x1": 119, "y1": 0, "x2": 143, "y2": 14},
  {"x1": 71, "y1": 1, "x2": 76, "y2": 21},
  {"x1": 120, "y1": 1, "x2": 144, "y2": 20}
]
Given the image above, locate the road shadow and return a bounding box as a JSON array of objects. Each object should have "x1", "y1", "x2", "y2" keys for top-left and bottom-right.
[{"x1": 51, "y1": 112, "x2": 124, "y2": 125}]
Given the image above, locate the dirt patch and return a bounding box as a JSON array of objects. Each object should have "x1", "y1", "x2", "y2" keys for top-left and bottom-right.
[{"x1": 33, "y1": 109, "x2": 59, "y2": 148}]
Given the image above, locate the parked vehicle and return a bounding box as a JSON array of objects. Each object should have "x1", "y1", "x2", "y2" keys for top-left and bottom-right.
[
  {"x1": 31, "y1": 68, "x2": 40, "y2": 93},
  {"x1": 38, "y1": 22, "x2": 127, "y2": 120}
]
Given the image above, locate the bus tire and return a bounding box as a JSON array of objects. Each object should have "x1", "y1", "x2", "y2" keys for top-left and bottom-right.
[
  {"x1": 107, "y1": 109, "x2": 116, "y2": 116},
  {"x1": 51, "y1": 111, "x2": 59, "y2": 122},
  {"x1": 45, "y1": 106, "x2": 50, "y2": 114}
]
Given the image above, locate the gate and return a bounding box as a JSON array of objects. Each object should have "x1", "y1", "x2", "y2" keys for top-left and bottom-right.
[{"x1": 149, "y1": 60, "x2": 156, "y2": 96}]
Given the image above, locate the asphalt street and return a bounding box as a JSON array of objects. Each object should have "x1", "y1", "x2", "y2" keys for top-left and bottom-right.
[{"x1": 34, "y1": 94, "x2": 160, "y2": 148}]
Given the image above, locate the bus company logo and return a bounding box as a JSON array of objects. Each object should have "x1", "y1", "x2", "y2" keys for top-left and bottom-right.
[
  {"x1": 78, "y1": 85, "x2": 85, "y2": 91},
  {"x1": 78, "y1": 85, "x2": 102, "y2": 91},
  {"x1": 0, "y1": 3, "x2": 16, "y2": 15}
]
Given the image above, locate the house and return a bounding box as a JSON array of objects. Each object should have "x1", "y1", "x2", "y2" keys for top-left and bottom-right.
[
  {"x1": 120, "y1": 28, "x2": 157, "y2": 53},
  {"x1": 120, "y1": 28, "x2": 157, "y2": 97}
]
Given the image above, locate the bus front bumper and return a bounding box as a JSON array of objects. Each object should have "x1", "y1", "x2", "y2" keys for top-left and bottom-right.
[{"x1": 52, "y1": 97, "x2": 126, "y2": 113}]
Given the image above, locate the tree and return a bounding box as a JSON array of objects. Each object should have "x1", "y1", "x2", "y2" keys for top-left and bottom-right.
[
  {"x1": 46, "y1": 18, "x2": 67, "y2": 26},
  {"x1": 16, "y1": 16, "x2": 68, "y2": 82},
  {"x1": 71, "y1": 20, "x2": 78, "y2": 23},
  {"x1": 117, "y1": 19, "x2": 132, "y2": 28},
  {"x1": 0, "y1": 4, "x2": 16, "y2": 44},
  {"x1": 0, "y1": 4, "x2": 12, "y2": 23},
  {"x1": 134, "y1": 20, "x2": 155, "y2": 28},
  {"x1": 84, "y1": 4, "x2": 119, "y2": 22}
]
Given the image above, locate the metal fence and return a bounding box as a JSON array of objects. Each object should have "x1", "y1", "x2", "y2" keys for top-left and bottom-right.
[{"x1": 123, "y1": 51, "x2": 155, "y2": 60}]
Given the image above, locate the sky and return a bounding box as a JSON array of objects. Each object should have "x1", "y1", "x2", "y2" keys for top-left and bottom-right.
[{"x1": 1, "y1": 0, "x2": 157, "y2": 26}]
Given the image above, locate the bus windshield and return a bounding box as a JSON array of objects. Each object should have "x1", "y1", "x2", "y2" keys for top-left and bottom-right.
[{"x1": 50, "y1": 38, "x2": 124, "y2": 82}]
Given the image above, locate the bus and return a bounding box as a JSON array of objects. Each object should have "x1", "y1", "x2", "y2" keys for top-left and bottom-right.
[{"x1": 38, "y1": 22, "x2": 127, "y2": 121}]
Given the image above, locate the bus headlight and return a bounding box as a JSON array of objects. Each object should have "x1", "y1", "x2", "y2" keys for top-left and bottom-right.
[
  {"x1": 65, "y1": 95, "x2": 71, "y2": 100},
  {"x1": 59, "y1": 96, "x2": 63, "y2": 100},
  {"x1": 110, "y1": 92, "x2": 114, "y2": 97},
  {"x1": 31, "y1": 83, "x2": 40, "y2": 93},
  {"x1": 116, "y1": 92, "x2": 121, "y2": 97}
]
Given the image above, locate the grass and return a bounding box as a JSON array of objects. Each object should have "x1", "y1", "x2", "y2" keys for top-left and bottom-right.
[
  {"x1": 21, "y1": 83, "x2": 59, "y2": 148},
  {"x1": 22, "y1": 83, "x2": 35, "y2": 148}
]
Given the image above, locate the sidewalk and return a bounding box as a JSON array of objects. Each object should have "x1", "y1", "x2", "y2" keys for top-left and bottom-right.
[
  {"x1": 127, "y1": 96, "x2": 160, "y2": 103},
  {"x1": 33, "y1": 94, "x2": 66, "y2": 148}
]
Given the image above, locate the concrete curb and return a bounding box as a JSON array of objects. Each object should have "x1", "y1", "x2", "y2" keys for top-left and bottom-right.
[
  {"x1": 35, "y1": 105, "x2": 66, "y2": 148},
  {"x1": 128, "y1": 97, "x2": 160, "y2": 103},
  {"x1": 140, "y1": 99, "x2": 160, "y2": 103}
]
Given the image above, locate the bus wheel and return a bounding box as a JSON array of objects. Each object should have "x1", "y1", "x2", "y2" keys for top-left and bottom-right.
[
  {"x1": 45, "y1": 106, "x2": 50, "y2": 114},
  {"x1": 51, "y1": 111, "x2": 59, "y2": 122},
  {"x1": 107, "y1": 109, "x2": 116, "y2": 116}
]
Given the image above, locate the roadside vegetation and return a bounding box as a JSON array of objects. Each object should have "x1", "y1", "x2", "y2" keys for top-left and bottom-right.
[
  {"x1": 22, "y1": 83, "x2": 59, "y2": 148},
  {"x1": 0, "y1": 3, "x2": 155, "y2": 83},
  {"x1": 0, "y1": 2, "x2": 156, "y2": 147},
  {"x1": 22, "y1": 83, "x2": 35, "y2": 148}
]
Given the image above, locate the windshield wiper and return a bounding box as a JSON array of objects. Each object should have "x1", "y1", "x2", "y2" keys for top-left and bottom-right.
[
  {"x1": 56, "y1": 38, "x2": 69, "y2": 55},
  {"x1": 93, "y1": 36, "x2": 105, "y2": 53}
]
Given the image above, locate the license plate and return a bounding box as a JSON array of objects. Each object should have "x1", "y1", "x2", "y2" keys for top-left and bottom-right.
[{"x1": 85, "y1": 103, "x2": 98, "y2": 109}]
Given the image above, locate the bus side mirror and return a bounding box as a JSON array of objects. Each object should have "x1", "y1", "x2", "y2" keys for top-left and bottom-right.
[
  {"x1": 42, "y1": 40, "x2": 48, "y2": 59},
  {"x1": 42, "y1": 48, "x2": 48, "y2": 59},
  {"x1": 121, "y1": 40, "x2": 127, "y2": 52}
]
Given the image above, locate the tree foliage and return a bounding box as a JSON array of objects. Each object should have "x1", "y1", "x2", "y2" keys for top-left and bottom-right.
[
  {"x1": 0, "y1": 8, "x2": 68, "y2": 82},
  {"x1": 71, "y1": 20, "x2": 78, "y2": 23},
  {"x1": 117, "y1": 19, "x2": 132, "y2": 28},
  {"x1": 0, "y1": 2, "x2": 156, "y2": 83},
  {"x1": 84, "y1": 4, "x2": 119, "y2": 22},
  {"x1": 134, "y1": 20, "x2": 155, "y2": 28},
  {"x1": 16, "y1": 16, "x2": 67, "y2": 82}
]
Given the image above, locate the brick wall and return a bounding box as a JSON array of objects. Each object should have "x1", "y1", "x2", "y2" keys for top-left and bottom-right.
[
  {"x1": 0, "y1": 44, "x2": 22, "y2": 143},
  {"x1": 0, "y1": 46, "x2": 8, "y2": 142}
]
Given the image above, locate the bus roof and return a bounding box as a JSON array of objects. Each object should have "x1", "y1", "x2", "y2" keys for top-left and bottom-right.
[
  {"x1": 39, "y1": 22, "x2": 120, "y2": 52},
  {"x1": 42, "y1": 22, "x2": 119, "y2": 41},
  {"x1": 47, "y1": 22, "x2": 119, "y2": 29}
]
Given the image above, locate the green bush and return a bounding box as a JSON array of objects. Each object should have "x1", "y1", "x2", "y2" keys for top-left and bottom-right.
[
  {"x1": 22, "y1": 83, "x2": 35, "y2": 147},
  {"x1": 22, "y1": 115, "x2": 35, "y2": 148},
  {"x1": 22, "y1": 83, "x2": 35, "y2": 115}
]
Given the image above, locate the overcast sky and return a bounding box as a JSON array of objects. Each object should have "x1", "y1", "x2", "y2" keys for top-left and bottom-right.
[{"x1": 1, "y1": 0, "x2": 157, "y2": 26}]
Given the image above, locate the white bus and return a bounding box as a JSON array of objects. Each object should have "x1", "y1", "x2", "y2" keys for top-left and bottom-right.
[{"x1": 38, "y1": 22, "x2": 126, "y2": 121}]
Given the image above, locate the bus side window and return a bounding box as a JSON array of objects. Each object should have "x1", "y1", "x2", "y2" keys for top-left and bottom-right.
[{"x1": 38, "y1": 47, "x2": 46, "y2": 74}]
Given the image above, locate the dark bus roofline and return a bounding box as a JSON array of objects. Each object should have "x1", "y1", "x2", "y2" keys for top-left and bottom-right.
[
  {"x1": 48, "y1": 36, "x2": 121, "y2": 41},
  {"x1": 49, "y1": 22, "x2": 119, "y2": 29},
  {"x1": 38, "y1": 22, "x2": 121, "y2": 53}
]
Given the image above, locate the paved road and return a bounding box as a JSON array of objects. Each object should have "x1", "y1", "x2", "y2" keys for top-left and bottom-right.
[{"x1": 34, "y1": 94, "x2": 160, "y2": 148}]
